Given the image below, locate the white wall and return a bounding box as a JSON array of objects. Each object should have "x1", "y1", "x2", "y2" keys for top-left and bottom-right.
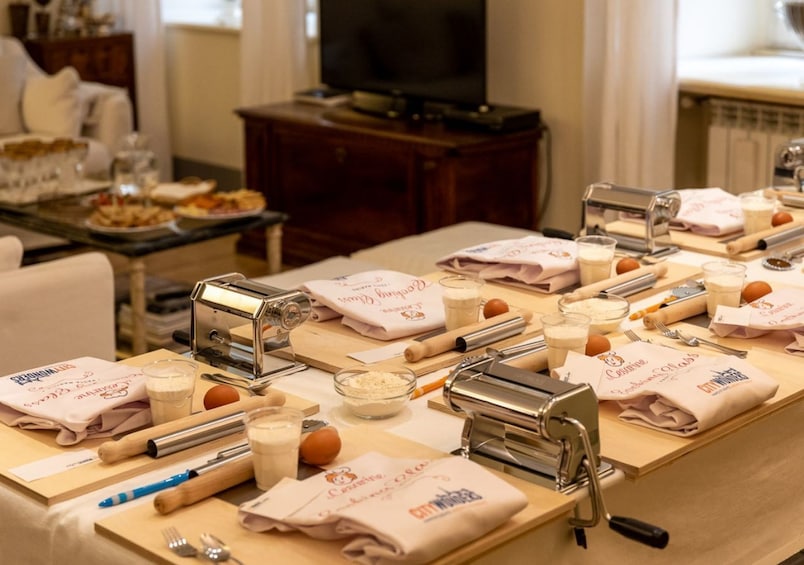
[
  {"x1": 677, "y1": 0, "x2": 775, "y2": 58},
  {"x1": 488, "y1": 1, "x2": 585, "y2": 232},
  {"x1": 164, "y1": 24, "x2": 242, "y2": 171}
]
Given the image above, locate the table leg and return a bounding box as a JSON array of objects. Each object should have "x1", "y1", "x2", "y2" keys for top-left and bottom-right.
[
  {"x1": 266, "y1": 223, "x2": 283, "y2": 274},
  {"x1": 129, "y1": 257, "x2": 147, "y2": 355}
]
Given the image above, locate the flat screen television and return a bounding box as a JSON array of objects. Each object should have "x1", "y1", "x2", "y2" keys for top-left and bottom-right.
[{"x1": 319, "y1": 0, "x2": 487, "y2": 119}]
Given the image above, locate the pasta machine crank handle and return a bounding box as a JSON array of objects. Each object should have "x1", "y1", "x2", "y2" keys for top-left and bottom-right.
[{"x1": 561, "y1": 416, "x2": 669, "y2": 549}]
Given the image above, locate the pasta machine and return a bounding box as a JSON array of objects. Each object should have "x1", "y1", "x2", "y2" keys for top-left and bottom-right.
[
  {"x1": 189, "y1": 273, "x2": 311, "y2": 379},
  {"x1": 583, "y1": 182, "x2": 681, "y2": 254},
  {"x1": 772, "y1": 137, "x2": 804, "y2": 191},
  {"x1": 444, "y1": 355, "x2": 668, "y2": 549},
  {"x1": 443, "y1": 355, "x2": 609, "y2": 492}
]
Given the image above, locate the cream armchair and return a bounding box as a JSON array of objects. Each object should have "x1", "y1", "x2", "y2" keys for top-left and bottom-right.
[{"x1": 0, "y1": 236, "x2": 117, "y2": 376}]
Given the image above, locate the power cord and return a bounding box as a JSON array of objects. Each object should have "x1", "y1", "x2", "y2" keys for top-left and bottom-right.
[{"x1": 535, "y1": 120, "x2": 552, "y2": 230}]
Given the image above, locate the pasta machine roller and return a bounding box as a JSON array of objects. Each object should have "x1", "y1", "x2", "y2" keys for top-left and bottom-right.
[
  {"x1": 190, "y1": 273, "x2": 311, "y2": 379},
  {"x1": 444, "y1": 355, "x2": 669, "y2": 549},
  {"x1": 443, "y1": 355, "x2": 609, "y2": 491},
  {"x1": 583, "y1": 182, "x2": 681, "y2": 253}
]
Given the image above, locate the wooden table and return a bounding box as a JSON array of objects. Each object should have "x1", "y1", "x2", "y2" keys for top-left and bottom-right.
[
  {"x1": 1, "y1": 242, "x2": 803, "y2": 563},
  {"x1": 0, "y1": 350, "x2": 318, "y2": 506}
]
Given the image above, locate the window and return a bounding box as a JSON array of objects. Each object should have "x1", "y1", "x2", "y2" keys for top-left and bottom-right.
[{"x1": 161, "y1": 0, "x2": 241, "y2": 28}]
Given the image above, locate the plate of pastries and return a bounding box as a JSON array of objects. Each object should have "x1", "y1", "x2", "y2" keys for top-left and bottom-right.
[
  {"x1": 86, "y1": 203, "x2": 177, "y2": 239},
  {"x1": 173, "y1": 188, "x2": 266, "y2": 220}
]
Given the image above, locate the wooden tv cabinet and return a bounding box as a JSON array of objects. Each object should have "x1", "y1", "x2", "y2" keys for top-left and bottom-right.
[{"x1": 236, "y1": 102, "x2": 541, "y2": 265}]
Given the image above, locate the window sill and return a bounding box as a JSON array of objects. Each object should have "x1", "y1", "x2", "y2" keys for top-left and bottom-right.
[
  {"x1": 164, "y1": 22, "x2": 241, "y2": 35},
  {"x1": 678, "y1": 54, "x2": 804, "y2": 106}
]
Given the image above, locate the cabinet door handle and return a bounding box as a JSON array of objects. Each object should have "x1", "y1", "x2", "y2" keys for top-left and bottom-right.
[{"x1": 334, "y1": 147, "x2": 348, "y2": 163}]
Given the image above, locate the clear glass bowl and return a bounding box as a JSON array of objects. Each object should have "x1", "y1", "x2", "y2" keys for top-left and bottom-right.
[
  {"x1": 333, "y1": 363, "x2": 416, "y2": 419},
  {"x1": 558, "y1": 293, "x2": 630, "y2": 334}
]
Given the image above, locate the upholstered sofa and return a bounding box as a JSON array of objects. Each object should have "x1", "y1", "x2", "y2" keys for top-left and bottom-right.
[
  {"x1": 0, "y1": 235, "x2": 116, "y2": 375},
  {"x1": 1, "y1": 35, "x2": 134, "y2": 249}
]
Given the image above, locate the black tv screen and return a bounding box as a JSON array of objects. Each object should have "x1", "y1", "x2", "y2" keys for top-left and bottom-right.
[{"x1": 319, "y1": 0, "x2": 487, "y2": 111}]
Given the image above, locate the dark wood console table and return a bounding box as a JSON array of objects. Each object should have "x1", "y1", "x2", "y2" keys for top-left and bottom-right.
[
  {"x1": 237, "y1": 102, "x2": 541, "y2": 265},
  {"x1": 23, "y1": 32, "x2": 138, "y2": 126}
]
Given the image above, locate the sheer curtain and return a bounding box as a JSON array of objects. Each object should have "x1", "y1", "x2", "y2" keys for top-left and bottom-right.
[
  {"x1": 583, "y1": 0, "x2": 678, "y2": 189},
  {"x1": 240, "y1": 0, "x2": 311, "y2": 107},
  {"x1": 95, "y1": 0, "x2": 173, "y2": 181}
]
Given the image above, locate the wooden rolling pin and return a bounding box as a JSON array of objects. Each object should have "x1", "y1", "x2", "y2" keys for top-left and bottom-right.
[
  {"x1": 563, "y1": 263, "x2": 669, "y2": 301},
  {"x1": 642, "y1": 292, "x2": 707, "y2": 329},
  {"x1": 154, "y1": 454, "x2": 255, "y2": 515},
  {"x1": 97, "y1": 392, "x2": 285, "y2": 464},
  {"x1": 404, "y1": 311, "x2": 533, "y2": 363},
  {"x1": 726, "y1": 220, "x2": 804, "y2": 255}
]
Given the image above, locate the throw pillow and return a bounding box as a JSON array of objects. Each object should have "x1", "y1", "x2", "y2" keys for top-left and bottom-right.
[
  {"x1": 0, "y1": 52, "x2": 27, "y2": 136},
  {"x1": 22, "y1": 66, "x2": 83, "y2": 137}
]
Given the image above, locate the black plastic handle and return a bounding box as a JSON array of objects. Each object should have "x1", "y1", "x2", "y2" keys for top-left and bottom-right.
[
  {"x1": 609, "y1": 516, "x2": 669, "y2": 549},
  {"x1": 172, "y1": 329, "x2": 191, "y2": 347},
  {"x1": 542, "y1": 227, "x2": 576, "y2": 240}
]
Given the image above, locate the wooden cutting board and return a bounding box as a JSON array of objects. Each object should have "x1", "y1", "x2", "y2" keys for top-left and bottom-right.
[
  {"x1": 0, "y1": 350, "x2": 319, "y2": 505},
  {"x1": 246, "y1": 265, "x2": 702, "y2": 377},
  {"x1": 428, "y1": 322, "x2": 804, "y2": 480},
  {"x1": 94, "y1": 425, "x2": 574, "y2": 565},
  {"x1": 605, "y1": 205, "x2": 804, "y2": 259}
]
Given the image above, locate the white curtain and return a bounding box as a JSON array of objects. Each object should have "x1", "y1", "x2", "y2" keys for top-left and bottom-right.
[
  {"x1": 583, "y1": 0, "x2": 678, "y2": 189},
  {"x1": 95, "y1": 0, "x2": 173, "y2": 181},
  {"x1": 240, "y1": 0, "x2": 311, "y2": 107}
]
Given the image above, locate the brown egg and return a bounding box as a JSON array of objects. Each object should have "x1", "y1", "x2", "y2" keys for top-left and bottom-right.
[
  {"x1": 585, "y1": 334, "x2": 611, "y2": 356},
  {"x1": 741, "y1": 281, "x2": 773, "y2": 304},
  {"x1": 616, "y1": 257, "x2": 641, "y2": 275},
  {"x1": 299, "y1": 426, "x2": 342, "y2": 465},
  {"x1": 483, "y1": 298, "x2": 510, "y2": 319},
  {"x1": 202, "y1": 384, "x2": 240, "y2": 410},
  {"x1": 772, "y1": 211, "x2": 794, "y2": 227}
]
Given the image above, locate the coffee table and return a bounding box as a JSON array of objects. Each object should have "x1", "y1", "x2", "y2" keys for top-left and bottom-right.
[{"x1": 0, "y1": 195, "x2": 287, "y2": 355}]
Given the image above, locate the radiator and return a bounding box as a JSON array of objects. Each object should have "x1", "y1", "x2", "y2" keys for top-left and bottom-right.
[{"x1": 707, "y1": 98, "x2": 804, "y2": 194}]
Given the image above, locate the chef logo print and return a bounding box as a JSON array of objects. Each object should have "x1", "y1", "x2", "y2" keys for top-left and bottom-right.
[
  {"x1": 325, "y1": 467, "x2": 358, "y2": 486},
  {"x1": 549, "y1": 250, "x2": 572, "y2": 259},
  {"x1": 597, "y1": 351, "x2": 625, "y2": 367},
  {"x1": 100, "y1": 386, "x2": 131, "y2": 400},
  {"x1": 401, "y1": 310, "x2": 425, "y2": 321},
  {"x1": 749, "y1": 298, "x2": 773, "y2": 310}
]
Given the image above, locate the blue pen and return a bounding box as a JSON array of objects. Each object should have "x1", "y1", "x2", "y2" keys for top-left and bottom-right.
[{"x1": 98, "y1": 471, "x2": 190, "y2": 508}]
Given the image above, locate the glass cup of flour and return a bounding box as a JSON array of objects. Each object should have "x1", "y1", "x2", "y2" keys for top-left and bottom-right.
[
  {"x1": 702, "y1": 261, "x2": 747, "y2": 317},
  {"x1": 541, "y1": 312, "x2": 591, "y2": 372},
  {"x1": 739, "y1": 191, "x2": 775, "y2": 235},
  {"x1": 574, "y1": 235, "x2": 618, "y2": 286},
  {"x1": 439, "y1": 275, "x2": 484, "y2": 331},
  {"x1": 244, "y1": 406, "x2": 304, "y2": 490},
  {"x1": 143, "y1": 358, "x2": 197, "y2": 425}
]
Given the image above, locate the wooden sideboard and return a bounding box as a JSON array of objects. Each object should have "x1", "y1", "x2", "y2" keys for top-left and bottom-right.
[
  {"x1": 23, "y1": 32, "x2": 138, "y2": 127},
  {"x1": 237, "y1": 102, "x2": 541, "y2": 265}
]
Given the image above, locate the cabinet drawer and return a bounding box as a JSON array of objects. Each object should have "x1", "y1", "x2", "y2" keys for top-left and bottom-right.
[
  {"x1": 47, "y1": 43, "x2": 132, "y2": 85},
  {"x1": 273, "y1": 130, "x2": 418, "y2": 247}
]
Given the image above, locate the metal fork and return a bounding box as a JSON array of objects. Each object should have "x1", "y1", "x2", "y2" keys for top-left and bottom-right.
[
  {"x1": 162, "y1": 526, "x2": 198, "y2": 558},
  {"x1": 624, "y1": 329, "x2": 648, "y2": 343},
  {"x1": 653, "y1": 320, "x2": 748, "y2": 358}
]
